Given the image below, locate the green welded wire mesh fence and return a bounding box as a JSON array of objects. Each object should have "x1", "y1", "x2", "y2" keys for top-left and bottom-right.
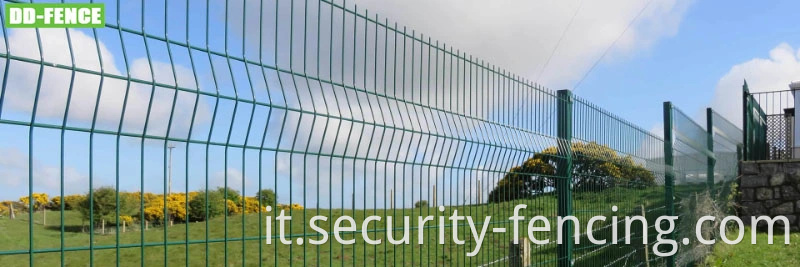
[
  {"x1": 742, "y1": 82, "x2": 769, "y2": 161},
  {"x1": 0, "y1": 0, "x2": 742, "y2": 266}
]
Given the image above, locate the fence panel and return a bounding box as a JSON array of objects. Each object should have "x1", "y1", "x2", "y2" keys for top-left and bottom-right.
[
  {"x1": 0, "y1": 0, "x2": 742, "y2": 266},
  {"x1": 570, "y1": 95, "x2": 666, "y2": 267},
  {"x1": 664, "y1": 104, "x2": 742, "y2": 267}
]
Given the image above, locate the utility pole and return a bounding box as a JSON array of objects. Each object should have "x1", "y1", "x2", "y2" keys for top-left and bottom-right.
[{"x1": 168, "y1": 144, "x2": 175, "y2": 195}]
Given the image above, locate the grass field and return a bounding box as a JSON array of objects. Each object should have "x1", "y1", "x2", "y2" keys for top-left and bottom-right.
[
  {"x1": 704, "y1": 227, "x2": 800, "y2": 266},
  {"x1": 0, "y1": 186, "x2": 677, "y2": 266}
]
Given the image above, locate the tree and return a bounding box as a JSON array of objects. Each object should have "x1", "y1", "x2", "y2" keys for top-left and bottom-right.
[
  {"x1": 488, "y1": 142, "x2": 656, "y2": 203},
  {"x1": 78, "y1": 187, "x2": 136, "y2": 224},
  {"x1": 187, "y1": 190, "x2": 225, "y2": 222},
  {"x1": 63, "y1": 195, "x2": 86, "y2": 210},
  {"x1": 256, "y1": 189, "x2": 277, "y2": 207},
  {"x1": 414, "y1": 200, "x2": 429, "y2": 208},
  {"x1": 215, "y1": 187, "x2": 240, "y2": 203}
]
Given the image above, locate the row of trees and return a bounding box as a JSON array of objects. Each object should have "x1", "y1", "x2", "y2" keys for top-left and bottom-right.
[{"x1": 1, "y1": 188, "x2": 300, "y2": 226}]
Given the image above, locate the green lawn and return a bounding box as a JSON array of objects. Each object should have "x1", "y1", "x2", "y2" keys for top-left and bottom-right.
[
  {"x1": 0, "y1": 186, "x2": 680, "y2": 266},
  {"x1": 704, "y1": 227, "x2": 800, "y2": 266}
]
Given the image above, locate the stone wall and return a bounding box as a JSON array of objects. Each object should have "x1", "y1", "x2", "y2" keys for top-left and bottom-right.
[{"x1": 739, "y1": 161, "x2": 800, "y2": 231}]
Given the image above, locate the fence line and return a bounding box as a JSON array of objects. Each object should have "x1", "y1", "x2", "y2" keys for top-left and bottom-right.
[{"x1": 0, "y1": 0, "x2": 741, "y2": 266}]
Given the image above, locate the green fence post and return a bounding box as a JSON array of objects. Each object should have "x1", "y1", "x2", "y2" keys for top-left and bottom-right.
[
  {"x1": 663, "y1": 102, "x2": 675, "y2": 267},
  {"x1": 737, "y1": 145, "x2": 743, "y2": 162},
  {"x1": 742, "y1": 81, "x2": 750, "y2": 161},
  {"x1": 707, "y1": 108, "x2": 716, "y2": 195},
  {"x1": 556, "y1": 89, "x2": 573, "y2": 267}
]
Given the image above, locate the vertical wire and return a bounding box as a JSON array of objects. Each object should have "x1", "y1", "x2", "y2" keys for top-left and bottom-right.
[
  {"x1": 88, "y1": 2, "x2": 107, "y2": 263},
  {"x1": 60, "y1": 2, "x2": 78, "y2": 264},
  {"x1": 139, "y1": 0, "x2": 160, "y2": 264},
  {"x1": 183, "y1": 0, "x2": 201, "y2": 264},
  {"x1": 204, "y1": 0, "x2": 224, "y2": 263},
  {"x1": 327, "y1": 2, "x2": 338, "y2": 266},
  {"x1": 257, "y1": 0, "x2": 275, "y2": 263},
  {"x1": 370, "y1": 13, "x2": 382, "y2": 267},
  {"x1": 237, "y1": 0, "x2": 252, "y2": 263},
  {"x1": 221, "y1": 0, "x2": 241, "y2": 264},
  {"x1": 299, "y1": 0, "x2": 318, "y2": 264},
  {"x1": 28, "y1": 5, "x2": 45, "y2": 266},
  {"x1": 314, "y1": 1, "x2": 328, "y2": 266},
  {"x1": 274, "y1": 0, "x2": 289, "y2": 264},
  {"x1": 350, "y1": 5, "x2": 364, "y2": 265},
  {"x1": 241, "y1": 0, "x2": 260, "y2": 264},
  {"x1": 113, "y1": 0, "x2": 133, "y2": 263},
  {"x1": 361, "y1": 9, "x2": 370, "y2": 266},
  {"x1": 0, "y1": 0, "x2": 9, "y2": 120},
  {"x1": 163, "y1": 0, "x2": 182, "y2": 263}
]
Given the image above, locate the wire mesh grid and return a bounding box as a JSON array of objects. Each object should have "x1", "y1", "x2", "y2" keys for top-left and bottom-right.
[{"x1": 0, "y1": 0, "x2": 742, "y2": 266}]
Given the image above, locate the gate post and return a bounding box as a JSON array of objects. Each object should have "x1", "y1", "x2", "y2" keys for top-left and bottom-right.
[
  {"x1": 663, "y1": 102, "x2": 676, "y2": 267},
  {"x1": 556, "y1": 90, "x2": 573, "y2": 267},
  {"x1": 706, "y1": 108, "x2": 716, "y2": 195},
  {"x1": 742, "y1": 81, "x2": 750, "y2": 160}
]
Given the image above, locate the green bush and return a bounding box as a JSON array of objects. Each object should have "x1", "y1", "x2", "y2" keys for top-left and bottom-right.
[
  {"x1": 414, "y1": 200, "x2": 428, "y2": 208},
  {"x1": 489, "y1": 142, "x2": 656, "y2": 203},
  {"x1": 77, "y1": 187, "x2": 136, "y2": 224},
  {"x1": 188, "y1": 190, "x2": 225, "y2": 222},
  {"x1": 215, "y1": 187, "x2": 240, "y2": 203},
  {"x1": 256, "y1": 189, "x2": 277, "y2": 207}
]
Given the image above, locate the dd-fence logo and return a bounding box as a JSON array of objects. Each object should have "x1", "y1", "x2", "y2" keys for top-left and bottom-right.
[{"x1": 5, "y1": 3, "x2": 104, "y2": 28}]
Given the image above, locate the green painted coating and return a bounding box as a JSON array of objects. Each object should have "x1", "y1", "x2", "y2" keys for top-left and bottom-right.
[
  {"x1": 663, "y1": 102, "x2": 675, "y2": 267},
  {"x1": 707, "y1": 108, "x2": 715, "y2": 195},
  {"x1": 0, "y1": 0, "x2": 743, "y2": 266},
  {"x1": 556, "y1": 89, "x2": 573, "y2": 267}
]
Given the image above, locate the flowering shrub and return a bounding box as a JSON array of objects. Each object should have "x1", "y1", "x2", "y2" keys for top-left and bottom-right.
[
  {"x1": 20, "y1": 193, "x2": 49, "y2": 210},
  {"x1": 226, "y1": 199, "x2": 241, "y2": 215},
  {"x1": 143, "y1": 206, "x2": 164, "y2": 222},
  {"x1": 118, "y1": 215, "x2": 134, "y2": 225},
  {"x1": 0, "y1": 202, "x2": 8, "y2": 216},
  {"x1": 239, "y1": 197, "x2": 265, "y2": 214},
  {"x1": 142, "y1": 194, "x2": 190, "y2": 223}
]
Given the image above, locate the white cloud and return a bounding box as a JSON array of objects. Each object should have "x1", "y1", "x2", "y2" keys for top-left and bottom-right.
[
  {"x1": 0, "y1": 147, "x2": 89, "y2": 199},
  {"x1": 222, "y1": 0, "x2": 692, "y2": 89},
  {"x1": 211, "y1": 168, "x2": 254, "y2": 194},
  {"x1": 347, "y1": 0, "x2": 693, "y2": 89},
  {"x1": 710, "y1": 43, "x2": 800, "y2": 128},
  {"x1": 1, "y1": 28, "x2": 209, "y2": 138}
]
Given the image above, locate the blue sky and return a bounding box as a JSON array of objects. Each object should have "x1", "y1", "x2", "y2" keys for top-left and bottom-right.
[
  {"x1": 576, "y1": 0, "x2": 800, "y2": 131},
  {"x1": 1, "y1": 0, "x2": 799, "y2": 208}
]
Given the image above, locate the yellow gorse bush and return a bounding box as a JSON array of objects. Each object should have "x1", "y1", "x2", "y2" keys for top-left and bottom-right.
[
  {"x1": 0, "y1": 202, "x2": 9, "y2": 216},
  {"x1": 118, "y1": 215, "x2": 134, "y2": 224},
  {"x1": 142, "y1": 193, "x2": 190, "y2": 223},
  {"x1": 20, "y1": 193, "x2": 49, "y2": 210},
  {"x1": 239, "y1": 197, "x2": 265, "y2": 214},
  {"x1": 4, "y1": 189, "x2": 283, "y2": 222},
  {"x1": 226, "y1": 199, "x2": 241, "y2": 215}
]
